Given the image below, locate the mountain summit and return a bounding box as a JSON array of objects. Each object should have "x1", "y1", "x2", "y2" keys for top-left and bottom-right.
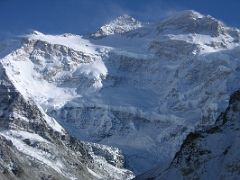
[
  {"x1": 156, "y1": 10, "x2": 227, "y2": 37},
  {"x1": 91, "y1": 14, "x2": 142, "y2": 38}
]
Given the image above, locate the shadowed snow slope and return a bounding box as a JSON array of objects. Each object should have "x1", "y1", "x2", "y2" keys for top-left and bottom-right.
[
  {"x1": 0, "y1": 10, "x2": 240, "y2": 178},
  {"x1": 137, "y1": 90, "x2": 240, "y2": 180}
]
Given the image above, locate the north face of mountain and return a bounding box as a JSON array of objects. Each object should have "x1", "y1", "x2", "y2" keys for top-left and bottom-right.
[{"x1": 0, "y1": 10, "x2": 240, "y2": 179}]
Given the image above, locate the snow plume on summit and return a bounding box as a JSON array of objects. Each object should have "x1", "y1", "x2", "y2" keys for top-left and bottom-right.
[{"x1": 91, "y1": 14, "x2": 142, "y2": 38}]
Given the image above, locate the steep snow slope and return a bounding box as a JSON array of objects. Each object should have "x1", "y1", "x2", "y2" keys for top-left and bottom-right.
[
  {"x1": 137, "y1": 90, "x2": 240, "y2": 179},
  {"x1": 0, "y1": 10, "x2": 240, "y2": 177},
  {"x1": 0, "y1": 44, "x2": 133, "y2": 179},
  {"x1": 2, "y1": 32, "x2": 111, "y2": 109}
]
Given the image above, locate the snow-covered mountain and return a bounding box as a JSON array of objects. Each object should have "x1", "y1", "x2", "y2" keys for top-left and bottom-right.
[{"x1": 0, "y1": 10, "x2": 240, "y2": 179}]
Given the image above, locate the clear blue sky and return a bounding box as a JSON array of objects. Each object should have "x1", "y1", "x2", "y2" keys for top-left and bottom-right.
[{"x1": 0, "y1": 0, "x2": 239, "y2": 36}]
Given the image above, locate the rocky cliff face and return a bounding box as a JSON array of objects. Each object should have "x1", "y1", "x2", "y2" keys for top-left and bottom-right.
[{"x1": 137, "y1": 90, "x2": 240, "y2": 180}]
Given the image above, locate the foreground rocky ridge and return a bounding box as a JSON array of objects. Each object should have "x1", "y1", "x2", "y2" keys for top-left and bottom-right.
[{"x1": 137, "y1": 90, "x2": 240, "y2": 179}]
